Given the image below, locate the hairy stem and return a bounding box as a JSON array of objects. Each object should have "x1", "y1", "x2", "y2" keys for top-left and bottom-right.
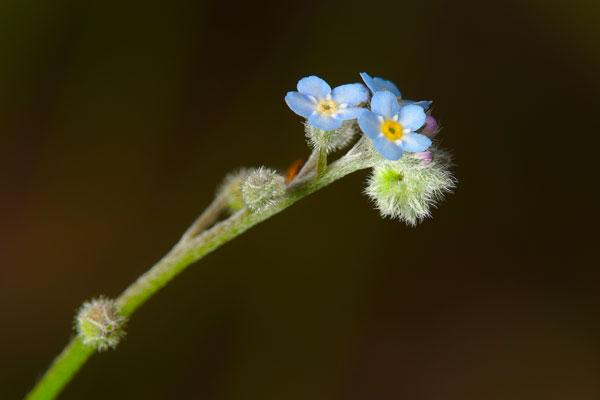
[
  {"x1": 180, "y1": 192, "x2": 228, "y2": 240},
  {"x1": 294, "y1": 148, "x2": 319, "y2": 182},
  {"x1": 316, "y1": 147, "x2": 327, "y2": 177},
  {"x1": 26, "y1": 138, "x2": 375, "y2": 400}
]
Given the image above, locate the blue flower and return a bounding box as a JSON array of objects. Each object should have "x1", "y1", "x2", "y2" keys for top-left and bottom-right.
[
  {"x1": 285, "y1": 76, "x2": 369, "y2": 131},
  {"x1": 360, "y1": 72, "x2": 432, "y2": 110},
  {"x1": 358, "y1": 91, "x2": 432, "y2": 161}
]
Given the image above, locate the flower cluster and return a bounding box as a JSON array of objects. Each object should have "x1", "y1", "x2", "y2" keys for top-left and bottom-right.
[
  {"x1": 225, "y1": 72, "x2": 453, "y2": 226},
  {"x1": 283, "y1": 72, "x2": 453, "y2": 225},
  {"x1": 285, "y1": 73, "x2": 438, "y2": 161}
]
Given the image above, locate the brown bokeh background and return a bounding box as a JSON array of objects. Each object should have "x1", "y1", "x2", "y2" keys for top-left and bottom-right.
[{"x1": 1, "y1": 0, "x2": 599, "y2": 398}]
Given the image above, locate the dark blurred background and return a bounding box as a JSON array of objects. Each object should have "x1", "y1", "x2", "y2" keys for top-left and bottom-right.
[{"x1": 1, "y1": 0, "x2": 599, "y2": 398}]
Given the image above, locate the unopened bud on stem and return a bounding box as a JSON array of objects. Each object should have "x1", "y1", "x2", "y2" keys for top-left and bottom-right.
[
  {"x1": 365, "y1": 150, "x2": 455, "y2": 226},
  {"x1": 76, "y1": 297, "x2": 126, "y2": 351},
  {"x1": 305, "y1": 120, "x2": 358, "y2": 153},
  {"x1": 241, "y1": 167, "x2": 286, "y2": 213},
  {"x1": 217, "y1": 168, "x2": 250, "y2": 213},
  {"x1": 421, "y1": 115, "x2": 439, "y2": 137}
]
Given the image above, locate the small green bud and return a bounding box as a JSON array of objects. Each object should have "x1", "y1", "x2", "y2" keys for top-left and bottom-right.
[
  {"x1": 217, "y1": 168, "x2": 250, "y2": 213},
  {"x1": 365, "y1": 149, "x2": 455, "y2": 226},
  {"x1": 241, "y1": 167, "x2": 286, "y2": 213},
  {"x1": 305, "y1": 120, "x2": 358, "y2": 153},
  {"x1": 76, "y1": 297, "x2": 126, "y2": 351}
]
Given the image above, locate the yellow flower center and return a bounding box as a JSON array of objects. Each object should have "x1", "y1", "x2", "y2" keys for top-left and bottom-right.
[
  {"x1": 381, "y1": 119, "x2": 404, "y2": 141},
  {"x1": 317, "y1": 99, "x2": 338, "y2": 116}
]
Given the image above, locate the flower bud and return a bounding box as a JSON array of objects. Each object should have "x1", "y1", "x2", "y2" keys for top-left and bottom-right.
[
  {"x1": 217, "y1": 168, "x2": 250, "y2": 213},
  {"x1": 76, "y1": 297, "x2": 126, "y2": 351},
  {"x1": 305, "y1": 120, "x2": 358, "y2": 153},
  {"x1": 421, "y1": 115, "x2": 439, "y2": 137},
  {"x1": 241, "y1": 167, "x2": 286, "y2": 213},
  {"x1": 413, "y1": 151, "x2": 433, "y2": 165},
  {"x1": 365, "y1": 151, "x2": 455, "y2": 226}
]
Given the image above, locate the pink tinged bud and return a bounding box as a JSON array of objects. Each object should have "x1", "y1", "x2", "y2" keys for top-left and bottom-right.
[
  {"x1": 413, "y1": 151, "x2": 433, "y2": 165},
  {"x1": 422, "y1": 115, "x2": 439, "y2": 137}
]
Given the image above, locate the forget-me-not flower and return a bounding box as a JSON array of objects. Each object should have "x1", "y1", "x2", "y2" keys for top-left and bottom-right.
[
  {"x1": 285, "y1": 76, "x2": 369, "y2": 131},
  {"x1": 360, "y1": 72, "x2": 432, "y2": 110},
  {"x1": 358, "y1": 91, "x2": 432, "y2": 160}
]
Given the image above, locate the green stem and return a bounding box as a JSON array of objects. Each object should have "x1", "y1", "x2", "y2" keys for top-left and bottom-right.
[
  {"x1": 25, "y1": 339, "x2": 94, "y2": 400},
  {"x1": 316, "y1": 146, "x2": 327, "y2": 177},
  {"x1": 26, "y1": 138, "x2": 375, "y2": 400},
  {"x1": 180, "y1": 191, "x2": 228, "y2": 241}
]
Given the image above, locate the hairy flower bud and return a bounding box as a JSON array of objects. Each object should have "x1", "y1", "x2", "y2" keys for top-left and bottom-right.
[
  {"x1": 413, "y1": 150, "x2": 433, "y2": 165},
  {"x1": 241, "y1": 167, "x2": 286, "y2": 213},
  {"x1": 365, "y1": 150, "x2": 455, "y2": 226},
  {"x1": 76, "y1": 297, "x2": 126, "y2": 351},
  {"x1": 305, "y1": 120, "x2": 358, "y2": 153},
  {"x1": 421, "y1": 115, "x2": 439, "y2": 137},
  {"x1": 217, "y1": 168, "x2": 250, "y2": 213}
]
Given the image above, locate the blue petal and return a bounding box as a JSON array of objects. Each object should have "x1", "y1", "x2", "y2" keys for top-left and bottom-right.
[
  {"x1": 360, "y1": 72, "x2": 401, "y2": 96},
  {"x1": 308, "y1": 113, "x2": 342, "y2": 131},
  {"x1": 336, "y1": 107, "x2": 365, "y2": 120},
  {"x1": 285, "y1": 92, "x2": 316, "y2": 118},
  {"x1": 398, "y1": 104, "x2": 426, "y2": 131},
  {"x1": 331, "y1": 83, "x2": 369, "y2": 105},
  {"x1": 357, "y1": 110, "x2": 382, "y2": 139},
  {"x1": 297, "y1": 76, "x2": 331, "y2": 99},
  {"x1": 400, "y1": 133, "x2": 432, "y2": 153},
  {"x1": 400, "y1": 99, "x2": 432, "y2": 111},
  {"x1": 371, "y1": 91, "x2": 400, "y2": 119},
  {"x1": 372, "y1": 135, "x2": 403, "y2": 160},
  {"x1": 359, "y1": 72, "x2": 378, "y2": 93},
  {"x1": 413, "y1": 100, "x2": 432, "y2": 110},
  {"x1": 372, "y1": 77, "x2": 401, "y2": 97}
]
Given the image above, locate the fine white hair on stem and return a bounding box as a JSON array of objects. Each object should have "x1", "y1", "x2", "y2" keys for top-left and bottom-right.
[{"x1": 305, "y1": 120, "x2": 359, "y2": 154}]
